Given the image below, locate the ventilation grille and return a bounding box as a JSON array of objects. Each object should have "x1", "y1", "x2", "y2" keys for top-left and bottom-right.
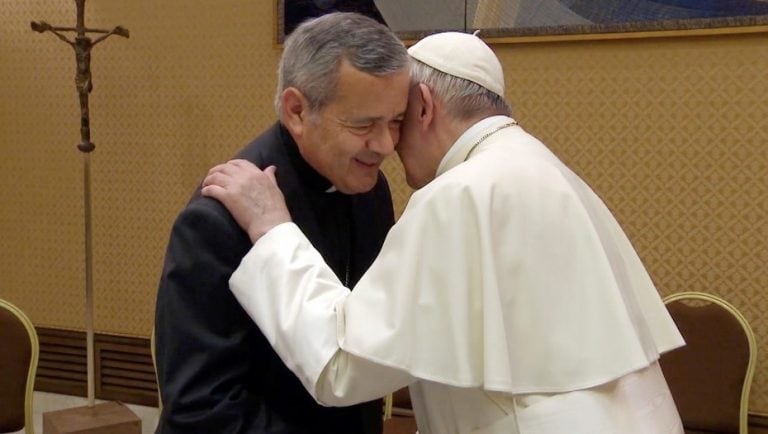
[
  {"x1": 96, "y1": 337, "x2": 158, "y2": 406},
  {"x1": 36, "y1": 327, "x2": 158, "y2": 407},
  {"x1": 36, "y1": 328, "x2": 87, "y2": 396}
]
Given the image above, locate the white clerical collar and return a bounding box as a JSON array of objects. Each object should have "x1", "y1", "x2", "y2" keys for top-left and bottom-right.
[{"x1": 436, "y1": 115, "x2": 517, "y2": 177}]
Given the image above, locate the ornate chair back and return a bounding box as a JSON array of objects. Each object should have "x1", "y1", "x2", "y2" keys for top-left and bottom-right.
[
  {"x1": 0, "y1": 299, "x2": 39, "y2": 434},
  {"x1": 661, "y1": 292, "x2": 756, "y2": 434}
]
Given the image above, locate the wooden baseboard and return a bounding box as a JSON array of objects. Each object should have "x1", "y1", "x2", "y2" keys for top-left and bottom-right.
[
  {"x1": 751, "y1": 412, "x2": 768, "y2": 428},
  {"x1": 35, "y1": 327, "x2": 158, "y2": 407},
  {"x1": 34, "y1": 327, "x2": 768, "y2": 424}
]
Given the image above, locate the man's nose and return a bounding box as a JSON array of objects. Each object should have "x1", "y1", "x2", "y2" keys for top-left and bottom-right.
[{"x1": 367, "y1": 124, "x2": 396, "y2": 156}]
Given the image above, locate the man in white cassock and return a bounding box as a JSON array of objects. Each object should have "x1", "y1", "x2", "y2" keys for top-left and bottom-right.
[{"x1": 202, "y1": 32, "x2": 686, "y2": 434}]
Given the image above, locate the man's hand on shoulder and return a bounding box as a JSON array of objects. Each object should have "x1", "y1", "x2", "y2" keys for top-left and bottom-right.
[{"x1": 202, "y1": 159, "x2": 292, "y2": 243}]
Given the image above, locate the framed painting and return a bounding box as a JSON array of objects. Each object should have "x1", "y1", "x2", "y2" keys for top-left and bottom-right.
[
  {"x1": 276, "y1": 0, "x2": 386, "y2": 43},
  {"x1": 278, "y1": 0, "x2": 768, "y2": 43}
]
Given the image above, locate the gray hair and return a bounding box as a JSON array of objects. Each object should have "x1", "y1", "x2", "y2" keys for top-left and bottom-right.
[
  {"x1": 409, "y1": 58, "x2": 512, "y2": 120},
  {"x1": 276, "y1": 12, "x2": 408, "y2": 117}
]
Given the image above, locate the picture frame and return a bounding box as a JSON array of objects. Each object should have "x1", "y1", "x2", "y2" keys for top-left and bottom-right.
[
  {"x1": 277, "y1": 0, "x2": 768, "y2": 44},
  {"x1": 276, "y1": 0, "x2": 386, "y2": 44}
]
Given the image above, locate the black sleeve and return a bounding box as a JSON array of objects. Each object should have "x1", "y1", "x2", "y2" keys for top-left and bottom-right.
[{"x1": 154, "y1": 198, "x2": 286, "y2": 434}]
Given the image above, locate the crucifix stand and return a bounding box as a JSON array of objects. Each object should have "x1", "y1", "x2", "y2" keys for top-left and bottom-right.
[{"x1": 32, "y1": 1, "x2": 140, "y2": 433}]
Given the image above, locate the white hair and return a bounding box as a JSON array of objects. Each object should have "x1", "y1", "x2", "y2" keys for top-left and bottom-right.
[{"x1": 409, "y1": 58, "x2": 511, "y2": 120}]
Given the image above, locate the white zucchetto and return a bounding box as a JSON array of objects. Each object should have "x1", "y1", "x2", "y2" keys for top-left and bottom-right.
[{"x1": 407, "y1": 31, "x2": 505, "y2": 98}]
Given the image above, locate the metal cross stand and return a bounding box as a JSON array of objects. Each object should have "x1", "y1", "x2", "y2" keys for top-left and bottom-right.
[{"x1": 31, "y1": 0, "x2": 128, "y2": 409}]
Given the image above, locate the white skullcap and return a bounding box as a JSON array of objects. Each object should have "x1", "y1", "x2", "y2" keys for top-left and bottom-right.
[{"x1": 407, "y1": 31, "x2": 505, "y2": 97}]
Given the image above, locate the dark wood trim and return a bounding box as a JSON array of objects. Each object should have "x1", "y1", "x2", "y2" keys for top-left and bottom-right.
[
  {"x1": 95, "y1": 333, "x2": 158, "y2": 407},
  {"x1": 751, "y1": 413, "x2": 768, "y2": 428},
  {"x1": 36, "y1": 328, "x2": 87, "y2": 397},
  {"x1": 35, "y1": 327, "x2": 159, "y2": 407},
  {"x1": 33, "y1": 327, "x2": 768, "y2": 422}
]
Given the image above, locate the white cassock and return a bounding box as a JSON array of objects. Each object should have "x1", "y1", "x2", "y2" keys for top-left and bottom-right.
[{"x1": 230, "y1": 116, "x2": 686, "y2": 434}]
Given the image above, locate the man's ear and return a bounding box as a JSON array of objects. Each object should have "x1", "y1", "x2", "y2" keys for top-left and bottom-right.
[
  {"x1": 417, "y1": 83, "x2": 434, "y2": 131},
  {"x1": 280, "y1": 87, "x2": 309, "y2": 137}
]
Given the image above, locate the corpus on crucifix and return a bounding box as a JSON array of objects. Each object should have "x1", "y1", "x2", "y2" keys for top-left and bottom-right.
[
  {"x1": 31, "y1": 0, "x2": 129, "y2": 153},
  {"x1": 31, "y1": 1, "x2": 132, "y2": 422}
]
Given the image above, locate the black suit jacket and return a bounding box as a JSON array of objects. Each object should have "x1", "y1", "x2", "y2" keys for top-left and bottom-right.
[{"x1": 154, "y1": 123, "x2": 394, "y2": 433}]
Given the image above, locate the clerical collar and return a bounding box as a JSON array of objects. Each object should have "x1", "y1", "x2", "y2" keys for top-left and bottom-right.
[
  {"x1": 436, "y1": 116, "x2": 518, "y2": 177},
  {"x1": 278, "y1": 123, "x2": 337, "y2": 193}
]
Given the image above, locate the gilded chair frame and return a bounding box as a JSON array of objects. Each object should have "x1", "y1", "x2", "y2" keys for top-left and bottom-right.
[
  {"x1": 383, "y1": 393, "x2": 393, "y2": 420},
  {"x1": 151, "y1": 325, "x2": 162, "y2": 410},
  {"x1": 663, "y1": 291, "x2": 757, "y2": 434},
  {"x1": 0, "y1": 299, "x2": 40, "y2": 434}
]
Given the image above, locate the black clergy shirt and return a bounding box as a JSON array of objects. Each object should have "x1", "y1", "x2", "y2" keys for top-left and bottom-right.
[{"x1": 154, "y1": 123, "x2": 394, "y2": 434}]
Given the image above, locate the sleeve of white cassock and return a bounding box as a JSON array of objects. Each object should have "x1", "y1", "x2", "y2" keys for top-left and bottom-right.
[{"x1": 229, "y1": 222, "x2": 413, "y2": 406}]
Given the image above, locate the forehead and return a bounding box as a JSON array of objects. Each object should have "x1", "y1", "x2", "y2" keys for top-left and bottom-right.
[{"x1": 323, "y1": 60, "x2": 409, "y2": 120}]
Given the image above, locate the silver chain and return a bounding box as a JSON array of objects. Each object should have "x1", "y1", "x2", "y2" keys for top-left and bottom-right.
[{"x1": 464, "y1": 121, "x2": 518, "y2": 161}]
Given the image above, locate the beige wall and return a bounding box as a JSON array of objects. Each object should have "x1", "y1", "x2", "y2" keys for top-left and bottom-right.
[
  {"x1": 1, "y1": 1, "x2": 766, "y2": 414},
  {"x1": 0, "y1": 0, "x2": 281, "y2": 332}
]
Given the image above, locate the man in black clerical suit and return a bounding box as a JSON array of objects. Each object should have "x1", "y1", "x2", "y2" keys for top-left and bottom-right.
[{"x1": 154, "y1": 13, "x2": 410, "y2": 434}]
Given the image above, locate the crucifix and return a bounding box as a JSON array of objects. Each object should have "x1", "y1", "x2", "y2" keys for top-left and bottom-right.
[{"x1": 32, "y1": 0, "x2": 129, "y2": 408}]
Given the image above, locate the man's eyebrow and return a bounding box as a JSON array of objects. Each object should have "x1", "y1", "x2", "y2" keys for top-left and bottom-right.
[
  {"x1": 339, "y1": 116, "x2": 381, "y2": 125},
  {"x1": 340, "y1": 111, "x2": 405, "y2": 125}
]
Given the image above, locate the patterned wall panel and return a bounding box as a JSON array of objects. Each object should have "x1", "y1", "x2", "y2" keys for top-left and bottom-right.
[
  {"x1": 384, "y1": 34, "x2": 768, "y2": 413},
  {"x1": 0, "y1": 0, "x2": 280, "y2": 336},
  {"x1": 492, "y1": 34, "x2": 768, "y2": 414},
  {"x1": 0, "y1": 0, "x2": 87, "y2": 330},
  {"x1": 1, "y1": 1, "x2": 766, "y2": 414}
]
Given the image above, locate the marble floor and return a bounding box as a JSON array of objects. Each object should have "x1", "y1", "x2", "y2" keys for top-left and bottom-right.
[{"x1": 9, "y1": 391, "x2": 160, "y2": 434}]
